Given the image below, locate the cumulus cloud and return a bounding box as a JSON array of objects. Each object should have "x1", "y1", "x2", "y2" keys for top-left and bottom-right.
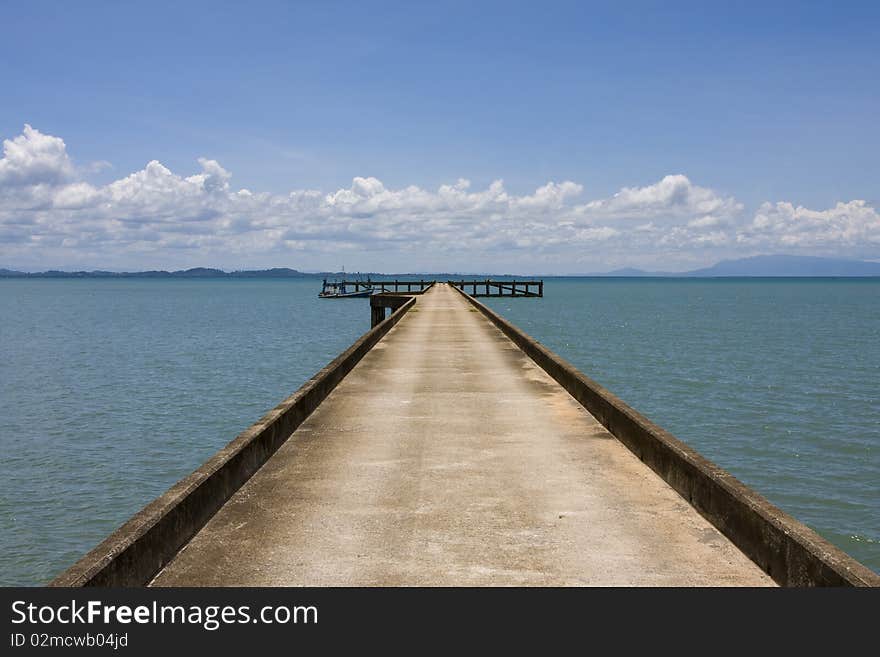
[
  {"x1": 580, "y1": 174, "x2": 742, "y2": 221},
  {"x1": 738, "y1": 200, "x2": 880, "y2": 251},
  {"x1": 0, "y1": 124, "x2": 74, "y2": 187},
  {"x1": 0, "y1": 125, "x2": 878, "y2": 272}
]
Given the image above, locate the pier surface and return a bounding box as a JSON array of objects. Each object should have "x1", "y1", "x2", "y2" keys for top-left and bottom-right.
[{"x1": 152, "y1": 284, "x2": 772, "y2": 586}]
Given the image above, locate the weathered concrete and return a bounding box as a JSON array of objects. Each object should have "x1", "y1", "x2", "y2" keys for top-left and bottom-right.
[
  {"x1": 456, "y1": 286, "x2": 880, "y2": 587},
  {"x1": 370, "y1": 283, "x2": 433, "y2": 328},
  {"x1": 151, "y1": 284, "x2": 776, "y2": 586}
]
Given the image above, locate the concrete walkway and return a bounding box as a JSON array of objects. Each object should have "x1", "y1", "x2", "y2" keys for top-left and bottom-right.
[{"x1": 152, "y1": 284, "x2": 773, "y2": 586}]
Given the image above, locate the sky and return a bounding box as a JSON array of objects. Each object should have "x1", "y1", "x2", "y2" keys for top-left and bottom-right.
[{"x1": 1, "y1": 0, "x2": 878, "y2": 273}]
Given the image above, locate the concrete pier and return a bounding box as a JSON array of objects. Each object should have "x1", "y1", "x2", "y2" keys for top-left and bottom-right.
[{"x1": 151, "y1": 283, "x2": 773, "y2": 586}]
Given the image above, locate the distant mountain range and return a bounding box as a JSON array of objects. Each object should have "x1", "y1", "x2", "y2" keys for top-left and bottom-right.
[
  {"x1": 0, "y1": 267, "x2": 486, "y2": 280},
  {"x1": 596, "y1": 255, "x2": 880, "y2": 277},
  {"x1": 0, "y1": 267, "x2": 312, "y2": 278},
  {"x1": 2, "y1": 255, "x2": 880, "y2": 278},
  {"x1": 0, "y1": 267, "x2": 483, "y2": 279},
  {"x1": 686, "y1": 255, "x2": 880, "y2": 277}
]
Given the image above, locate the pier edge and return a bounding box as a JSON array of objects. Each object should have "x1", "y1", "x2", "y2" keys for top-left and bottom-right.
[
  {"x1": 49, "y1": 297, "x2": 417, "y2": 586},
  {"x1": 451, "y1": 284, "x2": 880, "y2": 587}
]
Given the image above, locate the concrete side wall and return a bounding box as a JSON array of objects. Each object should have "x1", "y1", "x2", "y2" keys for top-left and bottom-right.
[
  {"x1": 370, "y1": 283, "x2": 436, "y2": 326},
  {"x1": 50, "y1": 297, "x2": 417, "y2": 587},
  {"x1": 454, "y1": 286, "x2": 880, "y2": 587}
]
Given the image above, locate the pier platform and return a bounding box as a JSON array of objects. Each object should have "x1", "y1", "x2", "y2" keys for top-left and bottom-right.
[
  {"x1": 151, "y1": 284, "x2": 771, "y2": 586},
  {"x1": 54, "y1": 283, "x2": 879, "y2": 587}
]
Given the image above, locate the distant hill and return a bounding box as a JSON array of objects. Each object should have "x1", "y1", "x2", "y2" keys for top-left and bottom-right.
[
  {"x1": 582, "y1": 255, "x2": 880, "y2": 277},
  {"x1": 0, "y1": 268, "x2": 517, "y2": 280},
  {"x1": 599, "y1": 267, "x2": 664, "y2": 277},
  {"x1": 685, "y1": 255, "x2": 880, "y2": 277},
  {"x1": 3, "y1": 256, "x2": 880, "y2": 278},
  {"x1": 230, "y1": 268, "x2": 310, "y2": 278},
  {"x1": 0, "y1": 267, "x2": 311, "y2": 278}
]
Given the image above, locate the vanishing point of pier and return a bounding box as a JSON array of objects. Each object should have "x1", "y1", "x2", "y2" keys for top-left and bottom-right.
[{"x1": 53, "y1": 283, "x2": 880, "y2": 587}]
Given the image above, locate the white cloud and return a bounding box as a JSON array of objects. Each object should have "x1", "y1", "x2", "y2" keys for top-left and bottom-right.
[
  {"x1": 51, "y1": 182, "x2": 99, "y2": 209},
  {"x1": 738, "y1": 200, "x2": 880, "y2": 250},
  {"x1": 513, "y1": 181, "x2": 584, "y2": 209},
  {"x1": 0, "y1": 124, "x2": 74, "y2": 187},
  {"x1": 580, "y1": 174, "x2": 742, "y2": 221},
  {"x1": 1, "y1": 125, "x2": 878, "y2": 272}
]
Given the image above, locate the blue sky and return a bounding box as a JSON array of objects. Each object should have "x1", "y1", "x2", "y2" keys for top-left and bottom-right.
[{"x1": 1, "y1": 1, "x2": 878, "y2": 273}]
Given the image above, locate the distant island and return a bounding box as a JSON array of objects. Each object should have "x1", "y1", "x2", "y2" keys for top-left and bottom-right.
[
  {"x1": 591, "y1": 255, "x2": 880, "y2": 277},
  {"x1": 2, "y1": 255, "x2": 880, "y2": 278},
  {"x1": 0, "y1": 267, "x2": 314, "y2": 279},
  {"x1": 0, "y1": 267, "x2": 477, "y2": 279}
]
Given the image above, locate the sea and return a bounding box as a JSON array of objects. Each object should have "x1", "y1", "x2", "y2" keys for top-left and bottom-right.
[{"x1": 0, "y1": 277, "x2": 877, "y2": 585}]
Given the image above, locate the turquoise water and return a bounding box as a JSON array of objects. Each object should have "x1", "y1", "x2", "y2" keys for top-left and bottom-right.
[
  {"x1": 485, "y1": 278, "x2": 880, "y2": 574},
  {"x1": 0, "y1": 279, "x2": 366, "y2": 586},
  {"x1": 0, "y1": 278, "x2": 877, "y2": 585}
]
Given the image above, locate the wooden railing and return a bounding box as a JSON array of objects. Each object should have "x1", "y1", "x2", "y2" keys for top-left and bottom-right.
[{"x1": 448, "y1": 279, "x2": 543, "y2": 297}]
